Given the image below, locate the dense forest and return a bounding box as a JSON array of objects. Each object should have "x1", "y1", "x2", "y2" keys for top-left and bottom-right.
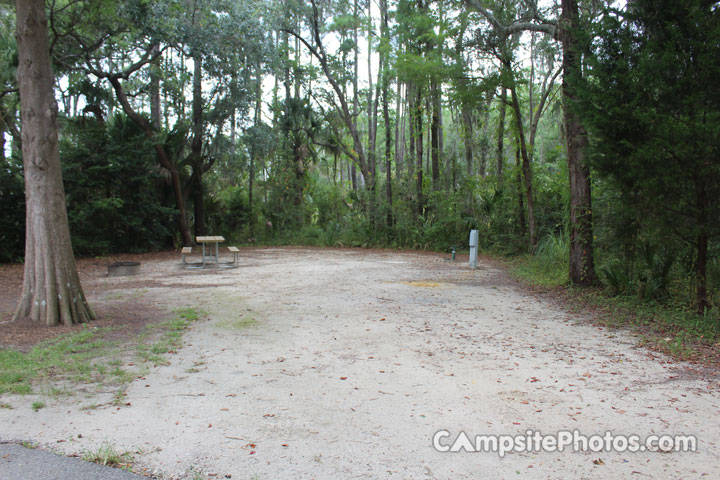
[{"x1": 1, "y1": 1, "x2": 718, "y2": 322}]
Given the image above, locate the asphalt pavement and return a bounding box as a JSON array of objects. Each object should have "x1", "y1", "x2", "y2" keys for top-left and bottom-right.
[{"x1": 0, "y1": 443, "x2": 147, "y2": 480}]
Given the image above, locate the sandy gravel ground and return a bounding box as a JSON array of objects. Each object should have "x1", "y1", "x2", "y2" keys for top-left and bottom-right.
[{"x1": 1, "y1": 248, "x2": 719, "y2": 479}]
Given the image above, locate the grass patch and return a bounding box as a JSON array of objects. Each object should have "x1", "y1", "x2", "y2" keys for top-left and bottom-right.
[
  {"x1": 82, "y1": 443, "x2": 133, "y2": 468},
  {"x1": 509, "y1": 233, "x2": 569, "y2": 287},
  {"x1": 215, "y1": 315, "x2": 258, "y2": 330},
  {"x1": 136, "y1": 308, "x2": 202, "y2": 365},
  {"x1": 0, "y1": 327, "x2": 120, "y2": 395},
  {"x1": 0, "y1": 308, "x2": 203, "y2": 398},
  {"x1": 31, "y1": 400, "x2": 45, "y2": 411}
]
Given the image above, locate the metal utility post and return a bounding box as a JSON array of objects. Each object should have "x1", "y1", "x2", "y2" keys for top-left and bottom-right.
[{"x1": 469, "y1": 230, "x2": 479, "y2": 269}]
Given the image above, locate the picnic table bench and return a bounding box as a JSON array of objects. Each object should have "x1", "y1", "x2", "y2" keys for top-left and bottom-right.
[{"x1": 181, "y1": 243, "x2": 240, "y2": 269}]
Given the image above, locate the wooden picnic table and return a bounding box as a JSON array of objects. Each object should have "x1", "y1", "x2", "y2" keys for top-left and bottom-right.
[{"x1": 196, "y1": 236, "x2": 225, "y2": 267}]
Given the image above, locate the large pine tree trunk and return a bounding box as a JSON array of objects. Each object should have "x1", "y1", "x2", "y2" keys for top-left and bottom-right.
[
  {"x1": 562, "y1": 0, "x2": 596, "y2": 285},
  {"x1": 13, "y1": 0, "x2": 95, "y2": 326}
]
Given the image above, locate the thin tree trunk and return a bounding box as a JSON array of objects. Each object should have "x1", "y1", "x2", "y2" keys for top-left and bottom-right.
[
  {"x1": 497, "y1": 87, "x2": 507, "y2": 182},
  {"x1": 562, "y1": 0, "x2": 596, "y2": 285},
  {"x1": 696, "y1": 177, "x2": 709, "y2": 313},
  {"x1": 515, "y1": 139, "x2": 526, "y2": 238},
  {"x1": 150, "y1": 44, "x2": 161, "y2": 130},
  {"x1": 407, "y1": 83, "x2": 416, "y2": 182},
  {"x1": 351, "y1": 0, "x2": 360, "y2": 194},
  {"x1": 272, "y1": 31, "x2": 280, "y2": 128},
  {"x1": 191, "y1": 54, "x2": 205, "y2": 237},
  {"x1": 367, "y1": 2, "x2": 378, "y2": 229},
  {"x1": 13, "y1": 0, "x2": 95, "y2": 325},
  {"x1": 508, "y1": 79, "x2": 537, "y2": 250},
  {"x1": 0, "y1": 117, "x2": 5, "y2": 161},
  {"x1": 381, "y1": 0, "x2": 392, "y2": 229},
  {"x1": 395, "y1": 79, "x2": 404, "y2": 180},
  {"x1": 479, "y1": 91, "x2": 493, "y2": 176},
  {"x1": 250, "y1": 64, "x2": 262, "y2": 236},
  {"x1": 425, "y1": 96, "x2": 431, "y2": 176},
  {"x1": 431, "y1": 81, "x2": 441, "y2": 190},
  {"x1": 415, "y1": 87, "x2": 424, "y2": 218},
  {"x1": 230, "y1": 108, "x2": 236, "y2": 158},
  {"x1": 462, "y1": 102, "x2": 473, "y2": 176}
]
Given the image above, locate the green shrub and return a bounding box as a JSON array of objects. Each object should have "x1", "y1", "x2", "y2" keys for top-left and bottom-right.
[
  {"x1": 0, "y1": 157, "x2": 24, "y2": 262},
  {"x1": 60, "y1": 114, "x2": 174, "y2": 255}
]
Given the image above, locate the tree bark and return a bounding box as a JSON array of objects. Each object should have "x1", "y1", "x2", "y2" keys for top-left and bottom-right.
[
  {"x1": 367, "y1": 3, "x2": 378, "y2": 229},
  {"x1": 562, "y1": 0, "x2": 596, "y2": 285},
  {"x1": 479, "y1": 91, "x2": 493, "y2": 176},
  {"x1": 515, "y1": 139, "x2": 526, "y2": 238},
  {"x1": 509, "y1": 84, "x2": 537, "y2": 250},
  {"x1": 407, "y1": 83, "x2": 416, "y2": 181},
  {"x1": 462, "y1": 102, "x2": 473, "y2": 176},
  {"x1": 430, "y1": 81, "x2": 441, "y2": 190},
  {"x1": 150, "y1": 44, "x2": 161, "y2": 130},
  {"x1": 191, "y1": 54, "x2": 205, "y2": 237},
  {"x1": 396, "y1": 79, "x2": 406, "y2": 181},
  {"x1": 381, "y1": 0, "x2": 393, "y2": 229},
  {"x1": 496, "y1": 87, "x2": 507, "y2": 182},
  {"x1": 695, "y1": 176, "x2": 709, "y2": 313},
  {"x1": 250, "y1": 63, "x2": 262, "y2": 235},
  {"x1": 13, "y1": 0, "x2": 95, "y2": 325},
  {"x1": 414, "y1": 86, "x2": 424, "y2": 218}
]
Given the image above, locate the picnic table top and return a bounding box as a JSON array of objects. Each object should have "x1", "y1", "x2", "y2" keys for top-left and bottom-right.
[{"x1": 196, "y1": 236, "x2": 225, "y2": 242}]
